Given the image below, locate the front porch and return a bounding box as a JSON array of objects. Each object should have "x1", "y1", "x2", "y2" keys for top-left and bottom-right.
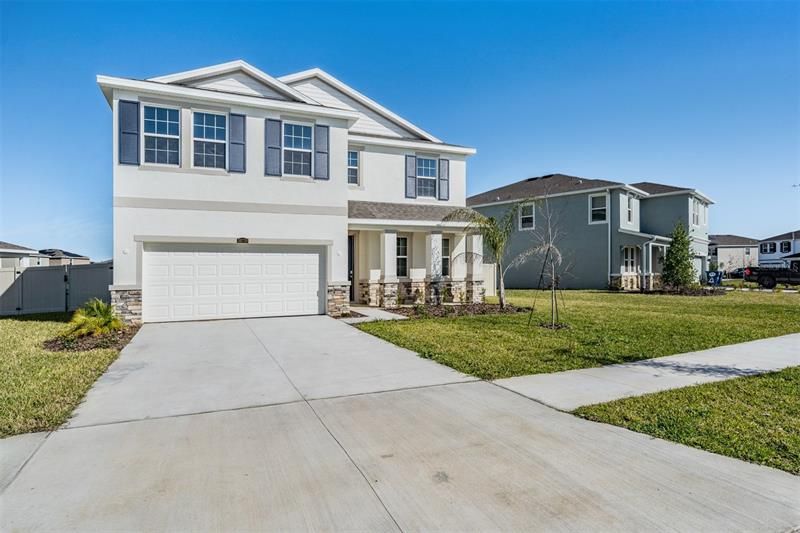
[
  {"x1": 611, "y1": 240, "x2": 668, "y2": 291},
  {"x1": 348, "y1": 227, "x2": 484, "y2": 308}
]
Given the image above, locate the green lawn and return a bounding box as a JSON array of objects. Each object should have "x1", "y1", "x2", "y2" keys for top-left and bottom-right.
[
  {"x1": 575, "y1": 367, "x2": 800, "y2": 475},
  {"x1": 0, "y1": 314, "x2": 122, "y2": 437},
  {"x1": 358, "y1": 290, "x2": 800, "y2": 380}
]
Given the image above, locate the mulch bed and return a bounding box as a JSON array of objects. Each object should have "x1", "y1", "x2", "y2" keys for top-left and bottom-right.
[
  {"x1": 389, "y1": 303, "x2": 527, "y2": 318},
  {"x1": 43, "y1": 325, "x2": 140, "y2": 352},
  {"x1": 647, "y1": 287, "x2": 727, "y2": 297}
]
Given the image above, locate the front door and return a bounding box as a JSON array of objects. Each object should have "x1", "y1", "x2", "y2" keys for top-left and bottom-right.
[{"x1": 347, "y1": 235, "x2": 355, "y2": 301}]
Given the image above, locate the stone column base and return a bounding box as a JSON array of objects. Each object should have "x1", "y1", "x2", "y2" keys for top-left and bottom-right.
[
  {"x1": 466, "y1": 280, "x2": 484, "y2": 304},
  {"x1": 326, "y1": 282, "x2": 350, "y2": 317},
  {"x1": 382, "y1": 282, "x2": 399, "y2": 308},
  {"x1": 426, "y1": 280, "x2": 445, "y2": 305},
  {"x1": 110, "y1": 288, "x2": 143, "y2": 325}
]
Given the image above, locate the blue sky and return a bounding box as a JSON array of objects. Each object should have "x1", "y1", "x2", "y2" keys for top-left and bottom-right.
[{"x1": 1, "y1": 1, "x2": 797, "y2": 260}]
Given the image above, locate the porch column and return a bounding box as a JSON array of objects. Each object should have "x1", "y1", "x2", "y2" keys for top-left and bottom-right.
[
  {"x1": 425, "y1": 232, "x2": 443, "y2": 281},
  {"x1": 451, "y1": 233, "x2": 468, "y2": 280},
  {"x1": 380, "y1": 230, "x2": 398, "y2": 308}
]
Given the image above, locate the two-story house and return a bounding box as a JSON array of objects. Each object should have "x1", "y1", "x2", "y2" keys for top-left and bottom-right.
[
  {"x1": 708, "y1": 234, "x2": 759, "y2": 272},
  {"x1": 758, "y1": 230, "x2": 800, "y2": 268},
  {"x1": 467, "y1": 174, "x2": 713, "y2": 290},
  {"x1": 98, "y1": 60, "x2": 480, "y2": 324}
]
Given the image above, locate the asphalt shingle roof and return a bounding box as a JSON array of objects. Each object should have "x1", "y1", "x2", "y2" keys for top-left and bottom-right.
[
  {"x1": 761, "y1": 230, "x2": 800, "y2": 242},
  {"x1": 630, "y1": 182, "x2": 692, "y2": 195},
  {"x1": 0, "y1": 241, "x2": 36, "y2": 252},
  {"x1": 709, "y1": 234, "x2": 760, "y2": 247},
  {"x1": 39, "y1": 249, "x2": 90, "y2": 259},
  {"x1": 348, "y1": 201, "x2": 471, "y2": 221},
  {"x1": 467, "y1": 174, "x2": 622, "y2": 206}
]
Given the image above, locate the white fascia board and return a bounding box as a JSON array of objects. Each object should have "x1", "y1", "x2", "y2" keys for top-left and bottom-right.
[
  {"x1": 96, "y1": 76, "x2": 361, "y2": 125},
  {"x1": 644, "y1": 189, "x2": 715, "y2": 204},
  {"x1": 147, "y1": 60, "x2": 318, "y2": 105},
  {"x1": 348, "y1": 218, "x2": 469, "y2": 231},
  {"x1": 467, "y1": 184, "x2": 625, "y2": 209},
  {"x1": 280, "y1": 68, "x2": 442, "y2": 143},
  {"x1": 0, "y1": 249, "x2": 37, "y2": 256},
  {"x1": 348, "y1": 134, "x2": 476, "y2": 156},
  {"x1": 619, "y1": 228, "x2": 672, "y2": 242}
]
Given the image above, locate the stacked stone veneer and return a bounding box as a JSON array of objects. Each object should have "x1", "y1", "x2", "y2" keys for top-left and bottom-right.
[
  {"x1": 111, "y1": 288, "x2": 142, "y2": 325},
  {"x1": 357, "y1": 280, "x2": 485, "y2": 307},
  {"x1": 326, "y1": 282, "x2": 350, "y2": 317},
  {"x1": 609, "y1": 274, "x2": 642, "y2": 291}
]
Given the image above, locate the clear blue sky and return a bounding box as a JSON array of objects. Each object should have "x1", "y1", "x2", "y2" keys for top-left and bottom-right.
[{"x1": 1, "y1": 1, "x2": 798, "y2": 260}]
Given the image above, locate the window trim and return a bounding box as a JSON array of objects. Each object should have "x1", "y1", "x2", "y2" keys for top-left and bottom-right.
[
  {"x1": 141, "y1": 103, "x2": 181, "y2": 167},
  {"x1": 396, "y1": 236, "x2": 409, "y2": 278},
  {"x1": 692, "y1": 198, "x2": 702, "y2": 226},
  {"x1": 282, "y1": 120, "x2": 314, "y2": 178},
  {"x1": 518, "y1": 203, "x2": 535, "y2": 231},
  {"x1": 415, "y1": 156, "x2": 438, "y2": 198},
  {"x1": 780, "y1": 241, "x2": 792, "y2": 254},
  {"x1": 587, "y1": 193, "x2": 608, "y2": 224},
  {"x1": 760, "y1": 242, "x2": 776, "y2": 254},
  {"x1": 191, "y1": 109, "x2": 229, "y2": 171},
  {"x1": 441, "y1": 237, "x2": 451, "y2": 278},
  {"x1": 347, "y1": 149, "x2": 360, "y2": 185},
  {"x1": 626, "y1": 193, "x2": 634, "y2": 224}
]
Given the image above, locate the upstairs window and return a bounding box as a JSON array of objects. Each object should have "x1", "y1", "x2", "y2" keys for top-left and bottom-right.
[
  {"x1": 589, "y1": 194, "x2": 607, "y2": 223},
  {"x1": 761, "y1": 242, "x2": 776, "y2": 254},
  {"x1": 283, "y1": 123, "x2": 312, "y2": 176},
  {"x1": 519, "y1": 204, "x2": 534, "y2": 230},
  {"x1": 396, "y1": 237, "x2": 408, "y2": 277},
  {"x1": 416, "y1": 158, "x2": 437, "y2": 197},
  {"x1": 442, "y1": 238, "x2": 451, "y2": 277},
  {"x1": 780, "y1": 241, "x2": 792, "y2": 253},
  {"x1": 193, "y1": 112, "x2": 226, "y2": 169},
  {"x1": 347, "y1": 150, "x2": 359, "y2": 184},
  {"x1": 692, "y1": 198, "x2": 702, "y2": 226},
  {"x1": 626, "y1": 194, "x2": 634, "y2": 223},
  {"x1": 143, "y1": 106, "x2": 179, "y2": 165}
]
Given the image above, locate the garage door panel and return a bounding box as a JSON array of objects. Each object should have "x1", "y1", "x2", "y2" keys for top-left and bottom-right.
[{"x1": 143, "y1": 244, "x2": 324, "y2": 322}]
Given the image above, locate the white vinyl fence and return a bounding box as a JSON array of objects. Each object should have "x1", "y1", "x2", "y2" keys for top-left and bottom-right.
[{"x1": 0, "y1": 262, "x2": 113, "y2": 316}]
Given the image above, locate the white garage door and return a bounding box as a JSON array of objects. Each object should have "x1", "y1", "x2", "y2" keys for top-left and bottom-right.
[{"x1": 143, "y1": 243, "x2": 324, "y2": 323}]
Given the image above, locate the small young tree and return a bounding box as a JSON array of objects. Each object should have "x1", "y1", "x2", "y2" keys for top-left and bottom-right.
[
  {"x1": 444, "y1": 202, "x2": 535, "y2": 308},
  {"x1": 662, "y1": 220, "x2": 695, "y2": 288},
  {"x1": 528, "y1": 195, "x2": 567, "y2": 327}
]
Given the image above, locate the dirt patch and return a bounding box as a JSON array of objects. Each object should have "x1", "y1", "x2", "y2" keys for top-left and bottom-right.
[
  {"x1": 389, "y1": 303, "x2": 527, "y2": 318},
  {"x1": 43, "y1": 326, "x2": 140, "y2": 352}
]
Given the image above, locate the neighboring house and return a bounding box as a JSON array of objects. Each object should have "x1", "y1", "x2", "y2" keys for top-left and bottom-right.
[
  {"x1": 0, "y1": 241, "x2": 50, "y2": 269},
  {"x1": 97, "y1": 60, "x2": 480, "y2": 324},
  {"x1": 758, "y1": 230, "x2": 800, "y2": 268},
  {"x1": 467, "y1": 174, "x2": 713, "y2": 290},
  {"x1": 39, "y1": 249, "x2": 91, "y2": 266},
  {"x1": 708, "y1": 234, "x2": 759, "y2": 272}
]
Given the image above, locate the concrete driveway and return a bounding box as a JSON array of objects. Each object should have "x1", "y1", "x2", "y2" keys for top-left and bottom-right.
[{"x1": 3, "y1": 317, "x2": 799, "y2": 531}]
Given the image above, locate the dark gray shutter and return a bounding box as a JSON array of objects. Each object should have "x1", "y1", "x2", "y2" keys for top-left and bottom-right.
[
  {"x1": 438, "y1": 159, "x2": 449, "y2": 201},
  {"x1": 229, "y1": 114, "x2": 246, "y2": 173},
  {"x1": 405, "y1": 155, "x2": 417, "y2": 198},
  {"x1": 265, "y1": 119, "x2": 282, "y2": 176},
  {"x1": 313, "y1": 125, "x2": 329, "y2": 180},
  {"x1": 118, "y1": 100, "x2": 139, "y2": 165}
]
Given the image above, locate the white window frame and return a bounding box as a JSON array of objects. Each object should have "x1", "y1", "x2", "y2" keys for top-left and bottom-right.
[
  {"x1": 622, "y1": 246, "x2": 639, "y2": 274},
  {"x1": 347, "y1": 149, "x2": 360, "y2": 185},
  {"x1": 191, "y1": 109, "x2": 228, "y2": 170},
  {"x1": 396, "y1": 236, "x2": 409, "y2": 278},
  {"x1": 141, "y1": 103, "x2": 181, "y2": 167},
  {"x1": 780, "y1": 241, "x2": 792, "y2": 253},
  {"x1": 282, "y1": 121, "x2": 314, "y2": 177},
  {"x1": 441, "y1": 237, "x2": 451, "y2": 277},
  {"x1": 692, "y1": 198, "x2": 701, "y2": 226},
  {"x1": 588, "y1": 193, "x2": 608, "y2": 224},
  {"x1": 518, "y1": 203, "x2": 535, "y2": 231},
  {"x1": 626, "y1": 194, "x2": 634, "y2": 224},
  {"x1": 761, "y1": 242, "x2": 776, "y2": 254},
  {"x1": 416, "y1": 156, "x2": 438, "y2": 198}
]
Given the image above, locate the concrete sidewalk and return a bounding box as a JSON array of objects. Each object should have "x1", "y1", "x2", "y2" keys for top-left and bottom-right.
[{"x1": 496, "y1": 333, "x2": 800, "y2": 411}]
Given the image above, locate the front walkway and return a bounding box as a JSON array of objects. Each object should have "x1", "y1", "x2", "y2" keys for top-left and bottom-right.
[
  {"x1": 3, "y1": 319, "x2": 798, "y2": 530},
  {"x1": 496, "y1": 333, "x2": 800, "y2": 411}
]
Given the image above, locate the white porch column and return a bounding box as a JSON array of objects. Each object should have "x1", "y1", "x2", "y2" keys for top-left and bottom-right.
[
  {"x1": 466, "y1": 233, "x2": 483, "y2": 280},
  {"x1": 380, "y1": 230, "x2": 397, "y2": 281},
  {"x1": 426, "y1": 231, "x2": 443, "y2": 281},
  {"x1": 451, "y1": 233, "x2": 468, "y2": 280}
]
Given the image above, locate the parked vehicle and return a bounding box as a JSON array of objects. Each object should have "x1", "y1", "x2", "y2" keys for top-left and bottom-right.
[
  {"x1": 744, "y1": 266, "x2": 800, "y2": 288},
  {"x1": 727, "y1": 268, "x2": 746, "y2": 279}
]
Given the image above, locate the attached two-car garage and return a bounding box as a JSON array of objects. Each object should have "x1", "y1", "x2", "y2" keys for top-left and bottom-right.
[{"x1": 142, "y1": 243, "x2": 325, "y2": 323}]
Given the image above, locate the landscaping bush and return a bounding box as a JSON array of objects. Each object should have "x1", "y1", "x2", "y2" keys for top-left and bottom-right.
[{"x1": 61, "y1": 298, "x2": 123, "y2": 339}]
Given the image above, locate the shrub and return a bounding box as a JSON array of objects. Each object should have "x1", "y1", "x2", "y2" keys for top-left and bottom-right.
[
  {"x1": 662, "y1": 221, "x2": 695, "y2": 289},
  {"x1": 62, "y1": 298, "x2": 123, "y2": 339}
]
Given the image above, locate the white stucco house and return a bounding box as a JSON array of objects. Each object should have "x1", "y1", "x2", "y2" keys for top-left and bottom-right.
[
  {"x1": 758, "y1": 229, "x2": 799, "y2": 268},
  {"x1": 97, "y1": 60, "x2": 481, "y2": 324}
]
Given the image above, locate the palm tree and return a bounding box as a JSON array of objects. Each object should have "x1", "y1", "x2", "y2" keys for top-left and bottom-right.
[{"x1": 444, "y1": 202, "x2": 535, "y2": 308}]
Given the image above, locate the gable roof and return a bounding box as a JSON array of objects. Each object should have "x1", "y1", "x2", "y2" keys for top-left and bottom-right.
[
  {"x1": 761, "y1": 230, "x2": 800, "y2": 242},
  {"x1": 0, "y1": 240, "x2": 37, "y2": 253},
  {"x1": 39, "y1": 249, "x2": 90, "y2": 260},
  {"x1": 148, "y1": 60, "x2": 318, "y2": 105},
  {"x1": 467, "y1": 174, "x2": 624, "y2": 206},
  {"x1": 631, "y1": 181, "x2": 690, "y2": 195},
  {"x1": 279, "y1": 68, "x2": 441, "y2": 143},
  {"x1": 709, "y1": 234, "x2": 759, "y2": 247}
]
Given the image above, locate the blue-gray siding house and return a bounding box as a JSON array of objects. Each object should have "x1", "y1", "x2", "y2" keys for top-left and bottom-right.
[{"x1": 468, "y1": 174, "x2": 713, "y2": 290}]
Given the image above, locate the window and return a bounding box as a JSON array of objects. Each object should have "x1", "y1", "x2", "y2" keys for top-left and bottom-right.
[
  {"x1": 745, "y1": 248, "x2": 751, "y2": 256},
  {"x1": 442, "y1": 238, "x2": 450, "y2": 277},
  {"x1": 283, "y1": 123, "x2": 312, "y2": 176},
  {"x1": 396, "y1": 237, "x2": 408, "y2": 277},
  {"x1": 692, "y1": 199, "x2": 702, "y2": 226},
  {"x1": 761, "y1": 242, "x2": 776, "y2": 254},
  {"x1": 623, "y1": 246, "x2": 639, "y2": 273},
  {"x1": 589, "y1": 194, "x2": 607, "y2": 223},
  {"x1": 416, "y1": 157, "x2": 437, "y2": 197},
  {"x1": 780, "y1": 241, "x2": 792, "y2": 253},
  {"x1": 143, "y1": 106, "x2": 179, "y2": 165},
  {"x1": 519, "y1": 204, "x2": 534, "y2": 230},
  {"x1": 193, "y1": 112, "x2": 226, "y2": 169},
  {"x1": 347, "y1": 150, "x2": 359, "y2": 184},
  {"x1": 626, "y1": 194, "x2": 634, "y2": 224}
]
